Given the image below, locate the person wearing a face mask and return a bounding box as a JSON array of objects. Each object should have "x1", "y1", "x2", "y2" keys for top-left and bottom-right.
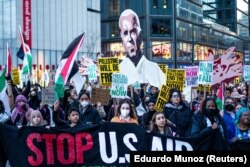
[
  {"x1": 77, "y1": 91, "x2": 102, "y2": 125},
  {"x1": 111, "y1": 98, "x2": 138, "y2": 124},
  {"x1": 28, "y1": 88, "x2": 41, "y2": 110},
  {"x1": 223, "y1": 97, "x2": 236, "y2": 143},
  {"x1": 191, "y1": 98, "x2": 228, "y2": 146}
]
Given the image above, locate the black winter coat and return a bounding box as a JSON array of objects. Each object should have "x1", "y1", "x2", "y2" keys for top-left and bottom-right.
[
  {"x1": 79, "y1": 104, "x2": 102, "y2": 125},
  {"x1": 163, "y1": 102, "x2": 193, "y2": 137},
  {"x1": 191, "y1": 111, "x2": 228, "y2": 141}
]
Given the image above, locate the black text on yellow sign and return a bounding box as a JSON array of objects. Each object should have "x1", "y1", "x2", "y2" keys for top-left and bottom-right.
[
  {"x1": 98, "y1": 58, "x2": 119, "y2": 86},
  {"x1": 198, "y1": 84, "x2": 211, "y2": 93},
  {"x1": 158, "y1": 64, "x2": 167, "y2": 74},
  {"x1": 155, "y1": 85, "x2": 171, "y2": 112},
  {"x1": 12, "y1": 67, "x2": 20, "y2": 85},
  {"x1": 166, "y1": 69, "x2": 185, "y2": 91}
]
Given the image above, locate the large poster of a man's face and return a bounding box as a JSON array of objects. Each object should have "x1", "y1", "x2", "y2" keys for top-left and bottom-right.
[
  {"x1": 118, "y1": 9, "x2": 166, "y2": 88},
  {"x1": 119, "y1": 9, "x2": 141, "y2": 58}
]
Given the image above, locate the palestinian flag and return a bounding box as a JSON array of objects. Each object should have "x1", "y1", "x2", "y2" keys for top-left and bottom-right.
[
  {"x1": 0, "y1": 68, "x2": 10, "y2": 114},
  {"x1": 54, "y1": 33, "x2": 85, "y2": 99},
  {"x1": 19, "y1": 27, "x2": 32, "y2": 75},
  {"x1": 16, "y1": 44, "x2": 24, "y2": 60},
  {"x1": 6, "y1": 43, "x2": 12, "y2": 76},
  {"x1": 216, "y1": 84, "x2": 224, "y2": 111}
]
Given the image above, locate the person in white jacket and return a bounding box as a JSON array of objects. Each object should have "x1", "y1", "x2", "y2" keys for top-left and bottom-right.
[{"x1": 119, "y1": 9, "x2": 166, "y2": 89}]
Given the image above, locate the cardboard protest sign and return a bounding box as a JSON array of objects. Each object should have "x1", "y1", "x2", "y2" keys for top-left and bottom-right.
[
  {"x1": 185, "y1": 66, "x2": 198, "y2": 87},
  {"x1": 48, "y1": 70, "x2": 56, "y2": 86},
  {"x1": 166, "y1": 69, "x2": 185, "y2": 91},
  {"x1": 110, "y1": 73, "x2": 128, "y2": 98},
  {"x1": 198, "y1": 61, "x2": 213, "y2": 85},
  {"x1": 42, "y1": 87, "x2": 56, "y2": 105},
  {"x1": 91, "y1": 88, "x2": 110, "y2": 106},
  {"x1": 158, "y1": 64, "x2": 167, "y2": 74},
  {"x1": 87, "y1": 64, "x2": 97, "y2": 81},
  {"x1": 243, "y1": 65, "x2": 250, "y2": 81},
  {"x1": 155, "y1": 85, "x2": 171, "y2": 112},
  {"x1": 98, "y1": 57, "x2": 119, "y2": 86},
  {"x1": 12, "y1": 67, "x2": 20, "y2": 85}
]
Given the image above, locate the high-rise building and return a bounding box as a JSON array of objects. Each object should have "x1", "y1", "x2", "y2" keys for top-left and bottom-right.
[
  {"x1": 203, "y1": 0, "x2": 249, "y2": 38},
  {"x1": 0, "y1": 0, "x2": 101, "y2": 80},
  {"x1": 101, "y1": 0, "x2": 248, "y2": 68}
]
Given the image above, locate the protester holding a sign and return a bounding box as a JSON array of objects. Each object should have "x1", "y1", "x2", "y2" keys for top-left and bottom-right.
[
  {"x1": 111, "y1": 98, "x2": 138, "y2": 124},
  {"x1": 149, "y1": 112, "x2": 174, "y2": 136},
  {"x1": 163, "y1": 89, "x2": 193, "y2": 137},
  {"x1": 191, "y1": 98, "x2": 228, "y2": 144}
]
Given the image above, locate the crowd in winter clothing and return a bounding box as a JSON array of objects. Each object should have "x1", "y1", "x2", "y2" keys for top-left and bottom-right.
[{"x1": 0, "y1": 75, "x2": 250, "y2": 166}]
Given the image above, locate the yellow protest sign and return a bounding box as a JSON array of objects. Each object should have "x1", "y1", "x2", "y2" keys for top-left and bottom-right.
[
  {"x1": 158, "y1": 64, "x2": 167, "y2": 75},
  {"x1": 198, "y1": 84, "x2": 211, "y2": 94},
  {"x1": 155, "y1": 85, "x2": 171, "y2": 112},
  {"x1": 234, "y1": 77, "x2": 240, "y2": 84},
  {"x1": 166, "y1": 69, "x2": 185, "y2": 91},
  {"x1": 12, "y1": 67, "x2": 20, "y2": 85},
  {"x1": 98, "y1": 57, "x2": 119, "y2": 86}
]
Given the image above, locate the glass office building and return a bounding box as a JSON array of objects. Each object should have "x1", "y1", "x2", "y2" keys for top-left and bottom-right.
[
  {"x1": 0, "y1": 0, "x2": 101, "y2": 73},
  {"x1": 101, "y1": 0, "x2": 249, "y2": 68}
]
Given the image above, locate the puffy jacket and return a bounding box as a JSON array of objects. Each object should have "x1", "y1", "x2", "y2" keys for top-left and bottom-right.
[
  {"x1": 163, "y1": 102, "x2": 193, "y2": 137},
  {"x1": 79, "y1": 104, "x2": 102, "y2": 125}
]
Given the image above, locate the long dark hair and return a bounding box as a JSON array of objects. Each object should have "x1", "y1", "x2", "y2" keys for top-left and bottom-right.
[
  {"x1": 201, "y1": 97, "x2": 220, "y2": 116},
  {"x1": 167, "y1": 89, "x2": 183, "y2": 105},
  {"x1": 149, "y1": 112, "x2": 170, "y2": 135}
]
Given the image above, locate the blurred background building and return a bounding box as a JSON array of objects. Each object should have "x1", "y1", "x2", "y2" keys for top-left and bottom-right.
[
  {"x1": 101, "y1": 0, "x2": 250, "y2": 68},
  {"x1": 0, "y1": 0, "x2": 249, "y2": 73},
  {"x1": 0, "y1": 0, "x2": 101, "y2": 71}
]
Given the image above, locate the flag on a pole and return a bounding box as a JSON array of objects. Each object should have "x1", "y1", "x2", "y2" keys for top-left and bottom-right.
[
  {"x1": 54, "y1": 33, "x2": 85, "y2": 99},
  {"x1": 19, "y1": 27, "x2": 32, "y2": 75},
  {"x1": 0, "y1": 68, "x2": 11, "y2": 114},
  {"x1": 6, "y1": 43, "x2": 12, "y2": 76},
  {"x1": 16, "y1": 45, "x2": 24, "y2": 60},
  {"x1": 216, "y1": 83, "x2": 224, "y2": 111}
]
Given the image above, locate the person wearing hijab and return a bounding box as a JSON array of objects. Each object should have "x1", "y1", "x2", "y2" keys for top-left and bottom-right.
[{"x1": 11, "y1": 94, "x2": 33, "y2": 126}]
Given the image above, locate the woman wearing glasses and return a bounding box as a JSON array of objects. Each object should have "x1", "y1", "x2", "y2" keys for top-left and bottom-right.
[{"x1": 163, "y1": 89, "x2": 193, "y2": 137}]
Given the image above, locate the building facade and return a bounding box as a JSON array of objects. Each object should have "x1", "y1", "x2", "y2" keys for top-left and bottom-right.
[
  {"x1": 101, "y1": 0, "x2": 249, "y2": 68},
  {"x1": 0, "y1": 0, "x2": 101, "y2": 82}
]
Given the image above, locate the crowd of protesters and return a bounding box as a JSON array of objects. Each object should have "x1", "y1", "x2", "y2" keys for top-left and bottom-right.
[{"x1": 0, "y1": 74, "x2": 250, "y2": 166}]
